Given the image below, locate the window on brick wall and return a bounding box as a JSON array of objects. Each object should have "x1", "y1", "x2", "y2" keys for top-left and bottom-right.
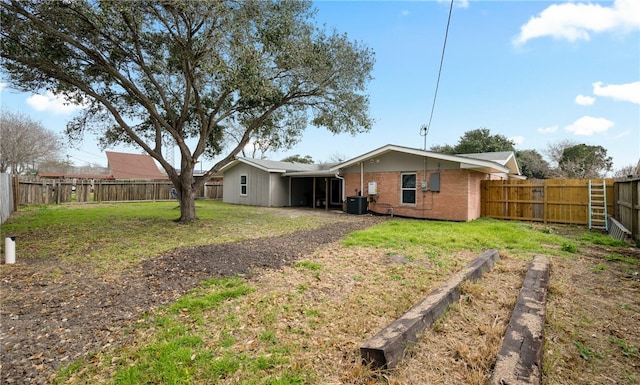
[
  {"x1": 240, "y1": 174, "x2": 247, "y2": 196},
  {"x1": 401, "y1": 173, "x2": 416, "y2": 204}
]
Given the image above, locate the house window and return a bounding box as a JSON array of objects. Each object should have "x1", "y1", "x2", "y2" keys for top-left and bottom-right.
[
  {"x1": 401, "y1": 173, "x2": 416, "y2": 204},
  {"x1": 240, "y1": 175, "x2": 247, "y2": 196}
]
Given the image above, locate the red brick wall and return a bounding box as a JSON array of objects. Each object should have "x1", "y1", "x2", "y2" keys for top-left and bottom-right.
[{"x1": 344, "y1": 169, "x2": 487, "y2": 221}]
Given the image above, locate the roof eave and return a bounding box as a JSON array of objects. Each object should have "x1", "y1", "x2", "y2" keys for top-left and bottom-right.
[
  {"x1": 332, "y1": 144, "x2": 516, "y2": 174},
  {"x1": 460, "y1": 163, "x2": 511, "y2": 174},
  {"x1": 283, "y1": 170, "x2": 336, "y2": 177}
]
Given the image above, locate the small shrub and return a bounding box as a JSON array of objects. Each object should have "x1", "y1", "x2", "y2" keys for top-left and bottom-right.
[{"x1": 561, "y1": 242, "x2": 578, "y2": 253}]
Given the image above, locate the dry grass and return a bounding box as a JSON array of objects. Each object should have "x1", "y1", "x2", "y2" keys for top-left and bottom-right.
[
  {"x1": 383, "y1": 255, "x2": 529, "y2": 385},
  {"x1": 543, "y1": 251, "x2": 640, "y2": 385},
  {"x1": 36, "y1": 209, "x2": 638, "y2": 385},
  {"x1": 207, "y1": 244, "x2": 475, "y2": 384}
]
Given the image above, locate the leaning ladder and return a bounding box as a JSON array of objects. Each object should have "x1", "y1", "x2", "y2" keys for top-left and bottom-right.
[{"x1": 588, "y1": 180, "x2": 608, "y2": 231}]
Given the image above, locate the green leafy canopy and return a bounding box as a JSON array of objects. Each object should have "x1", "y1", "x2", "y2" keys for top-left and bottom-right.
[{"x1": 1, "y1": 0, "x2": 375, "y2": 221}]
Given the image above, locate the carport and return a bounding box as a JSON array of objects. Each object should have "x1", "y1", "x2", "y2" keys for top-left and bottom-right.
[{"x1": 284, "y1": 170, "x2": 344, "y2": 210}]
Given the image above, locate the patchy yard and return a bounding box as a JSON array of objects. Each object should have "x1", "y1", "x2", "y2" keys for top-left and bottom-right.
[{"x1": 1, "y1": 203, "x2": 638, "y2": 385}]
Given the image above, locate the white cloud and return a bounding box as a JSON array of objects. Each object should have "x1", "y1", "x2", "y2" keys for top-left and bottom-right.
[
  {"x1": 564, "y1": 116, "x2": 614, "y2": 136},
  {"x1": 401, "y1": 10, "x2": 409, "y2": 17},
  {"x1": 593, "y1": 81, "x2": 640, "y2": 104},
  {"x1": 437, "y1": 0, "x2": 468, "y2": 9},
  {"x1": 537, "y1": 125, "x2": 558, "y2": 134},
  {"x1": 575, "y1": 94, "x2": 595, "y2": 106},
  {"x1": 455, "y1": 0, "x2": 469, "y2": 9},
  {"x1": 0, "y1": 82, "x2": 7, "y2": 92},
  {"x1": 513, "y1": 0, "x2": 640, "y2": 46},
  {"x1": 26, "y1": 91, "x2": 87, "y2": 114},
  {"x1": 509, "y1": 135, "x2": 524, "y2": 145}
]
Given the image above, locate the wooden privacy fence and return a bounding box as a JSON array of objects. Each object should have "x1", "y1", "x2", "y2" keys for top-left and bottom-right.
[
  {"x1": 18, "y1": 178, "x2": 76, "y2": 204},
  {"x1": 16, "y1": 178, "x2": 222, "y2": 205},
  {"x1": 481, "y1": 179, "x2": 614, "y2": 226},
  {"x1": 94, "y1": 180, "x2": 223, "y2": 202},
  {"x1": 613, "y1": 176, "x2": 639, "y2": 241}
]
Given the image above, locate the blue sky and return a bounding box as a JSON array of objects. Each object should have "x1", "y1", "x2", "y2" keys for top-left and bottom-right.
[{"x1": 1, "y1": 0, "x2": 638, "y2": 173}]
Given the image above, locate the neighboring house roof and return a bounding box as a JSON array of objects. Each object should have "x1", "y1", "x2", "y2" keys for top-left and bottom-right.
[
  {"x1": 329, "y1": 144, "x2": 521, "y2": 177},
  {"x1": 105, "y1": 151, "x2": 168, "y2": 180}
]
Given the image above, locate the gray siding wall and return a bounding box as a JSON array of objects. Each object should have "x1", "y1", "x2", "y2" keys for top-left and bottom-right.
[
  {"x1": 269, "y1": 174, "x2": 289, "y2": 207},
  {"x1": 0, "y1": 173, "x2": 14, "y2": 224},
  {"x1": 223, "y1": 164, "x2": 289, "y2": 207},
  {"x1": 342, "y1": 153, "x2": 460, "y2": 174}
]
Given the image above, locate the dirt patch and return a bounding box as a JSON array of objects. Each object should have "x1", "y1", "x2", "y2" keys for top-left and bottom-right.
[{"x1": 0, "y1": 214, "x2": 382, "y2": 385}]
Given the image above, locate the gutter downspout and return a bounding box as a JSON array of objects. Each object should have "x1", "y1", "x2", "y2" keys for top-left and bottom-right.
[{"x1": 360, "y1": 162, "x2": 364, "y2": 196}]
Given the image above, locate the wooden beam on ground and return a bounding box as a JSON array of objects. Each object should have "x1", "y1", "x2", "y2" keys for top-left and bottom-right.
[
  {"x1": 360, "y1": 249, "x2": 500, "y2": 370},
  {"x1": 490, "y1": 256, "x2": 550, "y2": 385}
]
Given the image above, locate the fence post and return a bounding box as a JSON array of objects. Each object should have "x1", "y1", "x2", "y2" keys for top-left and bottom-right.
[
  {"x1": 543, "y1": 180, "x2": 548, "y2": 225},
  {"x1": 56, "y1": 180, "x2": 61, "y2": 204},
  {"x1": 633, "y1": 180, "x2": 639, "y2": 241},
  {"x1": 12, "y1": 174, "x2": 19, "y2": 211}
]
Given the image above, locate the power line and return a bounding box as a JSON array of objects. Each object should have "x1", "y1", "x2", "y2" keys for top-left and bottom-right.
[{"x1": 422, "y1": 0, "x2": 455, "y2": 150}]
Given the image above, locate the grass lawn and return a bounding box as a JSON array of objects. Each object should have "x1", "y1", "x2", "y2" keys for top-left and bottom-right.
[
  {"x1": 0, "y1": 201, "x2": 338, "y2": 272},
  {"x1": 1, "y1": 201, "x2": 638, "y2": 385}
]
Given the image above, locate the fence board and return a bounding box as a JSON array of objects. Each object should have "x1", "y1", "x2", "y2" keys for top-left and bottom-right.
[
  {"x1": 17, "y1": 177, "x2": 223, "y2": 205},
  {"x1": 481, "y1": 179, "x2": 614, "y2": 226},
  {"x1": 613, "y1": 177, "x2": 639, "y2": 241}
]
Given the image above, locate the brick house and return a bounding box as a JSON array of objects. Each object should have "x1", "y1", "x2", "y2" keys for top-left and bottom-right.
[
  {"x1": 221, "y1": 144, "x2": 523, "y2": 221},
  {"x1": 330, "y1": 144, "x2": 522, "y2": 221}
]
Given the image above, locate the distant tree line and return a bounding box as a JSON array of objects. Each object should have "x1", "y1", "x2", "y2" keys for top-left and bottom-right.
[
  {"x1": 0, "y1": 110, "x2": 62, "y2": 175},
  {"x1": 428, "y1": 127, "x2": 629, "y2": 179},
  {"x1": 1, "y1": 108, "x2": 632, "y2": 180}
]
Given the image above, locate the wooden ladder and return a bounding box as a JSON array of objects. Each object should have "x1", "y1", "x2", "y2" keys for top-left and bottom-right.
[{"x1": 588, "y1": 180, "x2": 608, "y2": 231}]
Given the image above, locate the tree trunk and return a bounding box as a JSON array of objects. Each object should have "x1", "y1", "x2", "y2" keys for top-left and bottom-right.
[
  {"x1": 176, "y1": 166, "x2": 198, "y2": 222},
  {"x1": 178, "y1": 187, "x2": 197, "y2": 222}
]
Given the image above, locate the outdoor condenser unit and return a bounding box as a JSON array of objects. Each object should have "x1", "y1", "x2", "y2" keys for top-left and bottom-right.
[{"x1": 346, "y1": 196, "x2": 368, "y2": 215}]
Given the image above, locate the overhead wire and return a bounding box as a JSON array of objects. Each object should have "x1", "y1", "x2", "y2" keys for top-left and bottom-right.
[{"x1": 422, "y1": 0, "x2": 455, "y2": 150}]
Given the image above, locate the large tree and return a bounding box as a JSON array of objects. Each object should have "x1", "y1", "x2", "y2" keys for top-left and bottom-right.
[
  {"x1": 558, "y1": 143, "x2": 613, "y2": 179},
  {"x1": 515, "y1": 149, "x2": 550, "y2": 179},
  {"x1": 281, "y1": 154, "x2": 313, "y2": 164},
  {"x1": 0, "y1": 110, "x2": 62, "y2": 174},
  {"x1": 430, "y1": 128, "x2": 515, "y2": 155},
  {"x1": 545, "y1": 140, "x2": 613, "y2": 178},
  {"x1": 0, "y1": 0, "x2": 374, "y2": 221}
]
